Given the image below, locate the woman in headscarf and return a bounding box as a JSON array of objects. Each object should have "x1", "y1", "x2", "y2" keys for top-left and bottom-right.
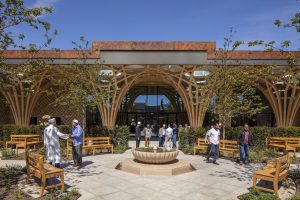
[{"x1": 44, "y1": 118, "x2": 69, "y2": 168}]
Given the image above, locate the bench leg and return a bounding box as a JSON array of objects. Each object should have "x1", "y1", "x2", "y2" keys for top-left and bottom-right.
[
  {"x1": 111, "y1": 147, "x2": 114, "y2": 154},
  {"x1": 61, "y1": 173, "x2": 64, "y2": 191},
  {"x1": 274, "y1": 182, "x2": 279, "y2": 197},
  {"x1": 194, "y1": 148, "x2": 196, "y2": 155},
  {"x1": 93, "y1": 149, "x2": 95, "y2": 156},
  {"x1": 40, "y1": 176, "x2": 46, "y2": 197},
  {"x1": 26, "y1": 173, "x2": 30, "y2": 184},
  {"x1": 285, "y1": 177, "x2": 290, "y2": 188},
  {"x1": 253, "y1": 176, "x2": 257, "y2": 188}
]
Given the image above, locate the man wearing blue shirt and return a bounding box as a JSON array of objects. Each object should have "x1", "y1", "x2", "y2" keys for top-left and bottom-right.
[{"x1": 71, "y1": 119, "x2": 83, "y2": 169}]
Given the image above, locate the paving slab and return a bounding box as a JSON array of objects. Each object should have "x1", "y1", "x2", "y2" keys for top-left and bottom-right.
[{"x1": 1, "y1": 148, "x2": 297, "y2": 200}]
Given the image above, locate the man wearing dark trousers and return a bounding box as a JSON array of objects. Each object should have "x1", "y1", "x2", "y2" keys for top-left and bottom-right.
[
  {"x1": 237, "y1": 123, "x2": 254, "y2": 165},
  {"x1": 206, "y1": 122, "x2": 220, "y2": 165},
  {"x1": 71, "y1": 119, "x2": 83, "y2": 169},
  {"x1": 135, "y1": 121, "x2": 142, "y2": 148}
]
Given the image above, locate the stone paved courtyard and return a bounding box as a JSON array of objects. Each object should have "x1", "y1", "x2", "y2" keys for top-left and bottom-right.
[{"x1": 0, "y1": 141, "x2": 297, "y2": 200}]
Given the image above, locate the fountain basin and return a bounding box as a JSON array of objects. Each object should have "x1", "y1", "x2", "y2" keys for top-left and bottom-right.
[{"x1": 132, "y1": 147, "x2": 179, "y2": 164}]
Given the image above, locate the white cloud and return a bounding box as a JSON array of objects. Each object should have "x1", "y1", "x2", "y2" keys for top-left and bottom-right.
[{"x1": 31, "y1": 0, "x2": 62, "y2": 8}]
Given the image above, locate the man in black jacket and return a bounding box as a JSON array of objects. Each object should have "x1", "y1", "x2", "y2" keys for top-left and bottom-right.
[
  {"x1": 237, "y1": 123, "x2": 254, "y2": 165},
  {"x1": 135, "y1": 121, "x2": 142, "y2": 148}
]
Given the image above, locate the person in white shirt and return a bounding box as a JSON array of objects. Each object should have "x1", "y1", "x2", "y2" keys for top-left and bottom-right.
[
  {"x1": 164, "y1": 124, "x2": 173, "y2": 148},
  {"x1": 144, "y1": 124, "x2": 152, "y2": 148},
  {"x1": 206, "y1": 122, "x2": 220, "y2": 165}
]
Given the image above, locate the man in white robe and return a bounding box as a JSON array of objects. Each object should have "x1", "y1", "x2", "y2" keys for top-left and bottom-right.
[{"x1": 44, "y1": 118, "x2": 69, "y2": 168}]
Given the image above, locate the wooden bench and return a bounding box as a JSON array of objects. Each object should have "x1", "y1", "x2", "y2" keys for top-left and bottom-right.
[
  {"x1": 25, "y1": 151, "x2": 64, "y2": 197},
  {"x1": 193, "y1": 138, "x2": 208, "y2": 155},
  {"x1": 0, "y1": 141, "x2": 5, "y2": 148},
  {"x1": 266, "y1": 137, "x2": 297, "y2": 156},
  {"x1": 219, "y1": 140, "x2": 239, "y2": 159},
  {"x1": 253, "y1": 154, "x2": 291, "y2": 197},
  {"x1": 67, "y1": 137, "x2": 114, "y2": 159},
  {"x1": 6, "y1": 134, "x2": 43, "y2": 155}
]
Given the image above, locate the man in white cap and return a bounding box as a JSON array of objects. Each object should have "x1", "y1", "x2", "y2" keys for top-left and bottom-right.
[
  {"x1": 71, "y1": 119, "x2": 83, "y2": 169},
  {"x1": 135, "y1": 121, "x2": 142, "y2": 148},
  {"x1": 44, "y1": 118, "x2": 69, "y2": 168}
]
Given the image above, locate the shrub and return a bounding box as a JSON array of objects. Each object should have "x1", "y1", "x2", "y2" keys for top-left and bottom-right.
[
  {"x1": 238, "y1": 188, "x2": 278, "y2": 200},
  {"x1": 179, "y1": 126, "x2": 300, "y2": 154},
  {"x1": 1, "y1": 149, "x2": 16, "y2": 159},
  {"x1": 0, "y1": 124, "x2": 71, "y2": 142},
  {"x1": 179, "y1": 127, "x2": 206, "y2": 154},
  {"x1": 288, "y1": 195, "x2": 300, "y2": 200}
]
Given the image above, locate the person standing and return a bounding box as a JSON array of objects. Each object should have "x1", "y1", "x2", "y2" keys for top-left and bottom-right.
[
  {"x1": 164, "y1": 124, "x2": 173, "y2": 148},
  {"x1": 237, "y1": 123, "x2": 254, "y2": 165},
  {"x1": 172, "y1": 123, "x2": 178, "y2": 148},
  {"x1": 158, "y1": 124, "x2": 166, "y2": 147},
  {"x1": 206, "y1": 122, "x2": 220, "y2": 165},
  {"x1": 144, "y1": 124, "x2": 152, "y2": 148},
  {"x1": 44, "y1": 118, "x2": 69, "y2": 168},
  {"x1": 71, "y1": 119, "x2": 83, "y2": 169},
  {"x1": 135, "y1": 121, "x2": 142, "y2": 148}
]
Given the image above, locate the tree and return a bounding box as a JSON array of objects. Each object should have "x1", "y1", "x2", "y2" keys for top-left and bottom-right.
[
  {"x1": 200, "y1": 29, "x2": 268, "y2": 139},
  {"x1": 0, "y1": 0, "x2": 53, "y2": 50},
  {"x1": 247, "y1": 2, "x2": 300, "y2": 127},
  {"x1": 0, "y1": 0, "x2": 57, "y2": 126},
  {"x1": 49, "y1": 37, "x2": 115, "y2": 129}
]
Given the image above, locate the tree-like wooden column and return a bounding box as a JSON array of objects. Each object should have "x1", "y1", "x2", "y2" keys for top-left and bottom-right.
[
  {"x1": 256, "y1": 68, "x2": 300, "y2": 127},
  {"x1": 93, "y1": 65, "x2": 212, "y2": 129},
  {"x1": 93, "y1": 65, "x2": 139, "y2": 129},
  {"x1": 0, "y1": 70, "x2": 50, "y2": 126},
  {"x1": 127, "y1": 65, "x2": 212, "y2": 128}
]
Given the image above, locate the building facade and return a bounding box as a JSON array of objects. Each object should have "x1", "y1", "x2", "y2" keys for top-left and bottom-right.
[{"x1": 1, "y1": 41, "x2": 300, "y2": 129}]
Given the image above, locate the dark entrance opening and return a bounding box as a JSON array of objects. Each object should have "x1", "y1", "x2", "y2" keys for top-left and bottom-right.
[{"x1": 116, "y1": 86, "x2": 188, "y2": 135}]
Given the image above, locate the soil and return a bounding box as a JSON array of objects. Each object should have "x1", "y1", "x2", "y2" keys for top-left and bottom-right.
[{"x1": 0, "y1": 170, "x2": 80, "y2": 200}]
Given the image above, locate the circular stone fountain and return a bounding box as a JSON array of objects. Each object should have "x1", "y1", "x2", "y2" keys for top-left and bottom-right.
[
  {"x1": 116, "y1": 146, "x2": 195, "y2": 176},
  {"x1": 132, "y1": 147, "x2": 179, "y2": 163}
]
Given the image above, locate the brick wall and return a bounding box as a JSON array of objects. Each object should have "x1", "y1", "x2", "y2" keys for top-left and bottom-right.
[
  {"x1": 293, "y1": 109, "x2": 300, "y2": 127},
  {"x1": 0, "y1": 96, "x2": 14, "y2": 124},
  {"x1": 32, "y1": 94, "x2": 83, "y2": 126}
]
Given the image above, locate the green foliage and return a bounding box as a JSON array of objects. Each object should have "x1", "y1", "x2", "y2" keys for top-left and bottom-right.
[
  {"x1": 1, "y1": 148, "x2": 16, "y2": 159},
  {"x1": 225, "y1": 126, "x2": 300, "y2": 147},
  {"x1": 0, "y1": 165, "x2": 26, "y2": 188},
  {"x1": 114, "y1": 144, "x2": 128, "y2": 154},
  {"x1": 36, "y1": 146, "x2": 46, "y2": 156},
  {"x1": 108, "y1": 126, "x2": 130, "y2": 150},
  {"x1": 249, "y1": 147, "x2": 281, "y2": 163},
  {"x1": 48, "y1": 37, "x2": 112, "y2": 113},
  {"x1": 14, "y1": 188, "x2": 24, "y2": 199},
  {"x1": 0, "y1": 0, "x2": 54, "y2": 50},
  {"x1": 202, "y1": 29, "x2": 269, "y2": 133},
  {"x1": 238, "y1": 188, "x2": 279, "y2": 200},
  {"x1": 288, "y1": 195, "x2": 300, "y2": 200},
  {"x1": 0, "y1": 124, "x2": 71, "y2": 141},
  {"x1": 179, "y1": 127, "x2": 206, "y2": 154},
  {"x1": 180, "y1": 126, "x2": 300, "y2": 156}
]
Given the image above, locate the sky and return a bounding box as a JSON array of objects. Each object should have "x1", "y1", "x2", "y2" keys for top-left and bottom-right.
[{"x1": 8, "y1": 0, "x2": 300, "y2": 50}]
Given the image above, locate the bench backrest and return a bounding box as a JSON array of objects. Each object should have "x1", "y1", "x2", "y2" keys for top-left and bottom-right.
[
  {"x1": 84, "y1": 137, "x2": 111, "y2": 146},
  {"x1": 10, "y1": 134, "x2": 42, "y2": 142},
  {"x1": 197, "y1": 138, "x2": 208, "y2": 146},
  {"x1": 275, "y1": 154, "x2": 290, "y2": 177},
  {"x1": 26, "y1": 151, "x2": 45, "y2": 177},
  {"x1": 267, "y1": 137, "x2": 300, "y2": 145},
  {"x1": 67, "y1": 137, "x2": 112, "y2": 148},
  {"x1": 266, "y1": 138, "x2": 286, "y2": 146},
  {"x1": 220, "y1": 140, "x2": 238, "y2": 149}
]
